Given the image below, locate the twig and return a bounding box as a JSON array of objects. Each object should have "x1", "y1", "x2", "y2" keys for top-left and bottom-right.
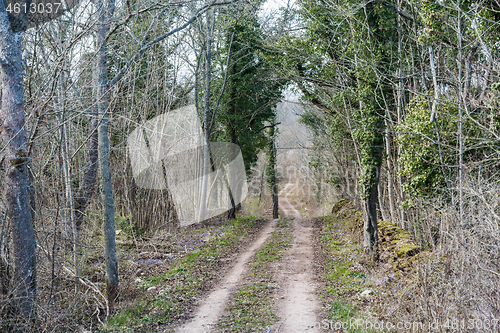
[
  {"x1": 277, "y1": 314, "x2": 291, "y2": 332},
  {"x1": 0, "y1": 209, "x2": 7, "y2": 253},
  {"x1": 62, "y1": 265, "x2": 110, "y2": 317},
  {"x1": 37, "y1": 242, "x2": 110, "y2": 316}
]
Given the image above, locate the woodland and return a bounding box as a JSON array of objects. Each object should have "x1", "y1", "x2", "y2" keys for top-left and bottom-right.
[{"x1": 0, "y1": 0, "x2": 499, "y2": 330}]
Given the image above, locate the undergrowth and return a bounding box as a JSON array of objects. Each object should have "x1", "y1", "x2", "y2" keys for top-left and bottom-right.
[
  {"x1": 316, "y1": 201, "x2": 429, "y2": 332},
  {"x1": 104, "y1": 216, "x2": 263, "y2": 332},
  {"x1": 316, "y1": 214, "x2": 378, "y2": 333}
]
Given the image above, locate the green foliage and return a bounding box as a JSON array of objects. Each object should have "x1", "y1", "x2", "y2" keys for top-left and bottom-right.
[
  {"x1": 396, "y1": 95, "x2": 500, "y2": 204},
  {"x1": 212, "y1": 15, "x2": 285, "y2": 174},
  {"x1": 396, "y1": 96, "x2": 452, "y2": 203},
  {"x1": 286, "y1": 0, "x2": 396, "y2": 199}
]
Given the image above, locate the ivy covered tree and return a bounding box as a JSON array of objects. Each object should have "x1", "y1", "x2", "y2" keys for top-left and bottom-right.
[
  {"x1": 212, "y1": 14, "x2": 284, "y2": 175},
  {"x1": 266, "y1": 119, "x2": 279, "y2": 219},
  {"x1": 272, "y1": 0, "x2": 400, "y2": 259}
]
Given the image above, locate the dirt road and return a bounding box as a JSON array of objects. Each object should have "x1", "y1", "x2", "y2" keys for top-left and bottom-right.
[
  {"x1": 176, "y1": 219, "x2": 276, "y2": 333},
  {"x1": 174, "y1": 180, "x2": 320, "y2": 332},
  {"x1": 278, "y1": 183, "x2": 302, "y2": 218},
  {"x1": 275, "y1": 183, "x2": 320, "y2": 332}
]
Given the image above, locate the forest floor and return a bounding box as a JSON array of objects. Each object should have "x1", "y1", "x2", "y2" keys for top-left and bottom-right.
[{"x1": 103, "y1": 181, "x2": 421, "y2": 333}]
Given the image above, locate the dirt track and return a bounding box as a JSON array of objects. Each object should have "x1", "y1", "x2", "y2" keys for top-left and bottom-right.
[
  {"x1": 174, "y1": 180, "x2": 320, "y2": 332},
  {"x1": 274, "y1": 183, "x2": 320, "y2": 332},
  {"x1": 175, "y1": 219, "x2": 276, "y2": 333},
  {"x1": 278, "y1": 183, "x2": 302, "y2": 218}
]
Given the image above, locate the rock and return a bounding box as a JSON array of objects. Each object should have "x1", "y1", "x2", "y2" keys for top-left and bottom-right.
[
  {"x1": 396, "y1": 242, "x2": 421, "y2": 258},
  {"x1": 360, "y1": 289, "x2": 373, "y2": 297},
  {"x1": 331, "y1": 199, "x2": 350, "y2": 215}
]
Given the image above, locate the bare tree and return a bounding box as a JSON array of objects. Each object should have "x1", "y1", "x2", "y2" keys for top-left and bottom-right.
[{"x1": 94, "y1": 0, "x2": 118, "y2": 309}]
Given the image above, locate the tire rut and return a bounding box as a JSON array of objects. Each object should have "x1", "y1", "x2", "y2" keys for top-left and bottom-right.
[
  {"x1": 274, "y1": 182, "x2": 320, "y2": 332},
  {"x1": 174, "y1": 218, "x2": 277, "y2": 333}
]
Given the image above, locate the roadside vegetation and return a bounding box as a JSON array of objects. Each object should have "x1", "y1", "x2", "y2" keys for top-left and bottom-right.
[{"x1": 315, "y1": 200, "x2": 430, "y2": 332}]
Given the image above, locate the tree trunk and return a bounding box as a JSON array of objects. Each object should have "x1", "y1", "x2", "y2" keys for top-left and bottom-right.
[
  {"x1": 199, "y1": 7, "x2": 214, "y2": 222},
  {"x1": 378, "y1": 180, "x2": 387, "y2": 221},
  {"x1": 74, "y1": 94, "x2": 99, "y2": 230},
  {"x1": 362, "y1": 167, "x2": 380, "y2": 261},
  {"x1": 361, "y1": 1, "x2": 384, "y2": 261},
  {"x1": 0, "y1": 11, "x2": 36, "y2": 319},
  {"x1": 384, "y1": 119, "x2": 396, "y2": 223},
  {"x1": 95, "y1": 0, "x2": 118, "y2": 310},
  {"x1": 55, "y1": 68, "x2": 76, "y2": 248},
  {"x1": 269, "y1": 123, "x2": 278, "y2": 219}
]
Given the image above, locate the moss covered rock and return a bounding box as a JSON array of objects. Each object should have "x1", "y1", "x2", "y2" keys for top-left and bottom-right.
[
  {"x1": 331, "y1": 199, "x2": 351, "y2": 215},
  {"x1": 378, "y1": 220, "x2": 421, "y2": 258},
  {"x1": 396, "y1": 242, "x2": 421, "y2": 258}
]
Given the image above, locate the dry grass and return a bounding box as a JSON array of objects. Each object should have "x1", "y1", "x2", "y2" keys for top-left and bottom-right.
[{"x1": 388, "y1": 178, "x2": 500, "y2": 331}]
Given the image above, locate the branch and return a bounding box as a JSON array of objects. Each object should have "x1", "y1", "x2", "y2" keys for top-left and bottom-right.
[
  {"x1": 256, "y1": 122, "x2": 281, "y2": 133},
  {"x1": 210, "y1": 30, "x2": 235, "y2": 133},
  {"x1": 108, "y1": 0, "x2": 240, "y2": 88},
  {"x1": 380, "y1": 1, "x2": 421, "y2": 25},
  {"x1": 293, "y1": 63, "x2": 331, "y2": 113}
]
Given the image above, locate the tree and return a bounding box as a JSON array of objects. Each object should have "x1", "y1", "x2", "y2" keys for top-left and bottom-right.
[
  {"x1": 94, "y1": 0, "x2": 119, "y2": 309},
  {"x1": 0, "y1": 0, "x2": 79, "y2": 321},
  {"x1": 270, "y1": 0, "x2": 404, "y2": 259},
  {"x1": 0, "y1": 7, "x2": 37, "y2": 321},
  {"x1": 213, "y1": 14, "x2": 284, "y2": 174},
  {"x1": 267, "y1": 120, "x2": 279, "y2": 219}
]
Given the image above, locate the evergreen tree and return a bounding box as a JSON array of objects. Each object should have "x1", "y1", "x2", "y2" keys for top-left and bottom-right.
[{"x1": 212, "y1": 14, "x2": 284, "y2": 175}]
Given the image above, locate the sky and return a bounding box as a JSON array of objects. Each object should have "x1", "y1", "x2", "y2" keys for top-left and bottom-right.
[{"x1": 259, "y1": 0, "x2": 295, "y2": 22}]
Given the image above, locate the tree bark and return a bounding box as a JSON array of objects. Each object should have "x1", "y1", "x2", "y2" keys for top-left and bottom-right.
[
  {"x1": 95, "y1": 0, "x2": 118, "y2": 309},
  {"x1": 384, "y1": 119, "x2": 396, "y2": 223},
  {"x1": 269, "y1": 123, "x2": 278, "y2": 219},
  {"x1": 362, "y1": 166, "x2": 380, "y2": 261},
  {"x1": 378, "y1": 180, "x2": 387, "y2": 221},
  {"x1": 74, "y1": 98, "x2": 99, "y2": 230},
  {"x1": 0, "y1": 10, "x2": 36, "y2": 319},
  {"x1": 361, "y1": 1, "x2": 384, "y2": 261},
  {"x1": 199, "y1": 7, "x2": 214, "y2": 222}
]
